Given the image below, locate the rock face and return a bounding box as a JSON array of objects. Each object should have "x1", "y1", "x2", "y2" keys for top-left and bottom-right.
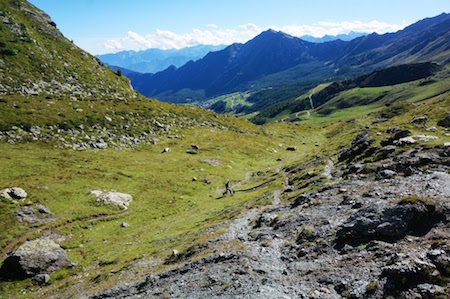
[
  {"x1": 0, "y1": 238, "x2": 71, "y2": 279},
  {"x1": 91, "y1": 190, "x2": 133, "y2": 210},
  {"x1": 0, "y1": 187, "x2": 27, "y2": 201}
]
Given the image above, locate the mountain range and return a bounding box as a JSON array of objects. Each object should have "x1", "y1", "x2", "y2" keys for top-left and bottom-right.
[
  {"x1": 97, "y1": 32, "x2": 366, "y2": 75},
  {"x1": 97, "y1": 45, "x2": 225, "y2": 74},
  {"x1": 299, "y1": 31, "x2": 367, "y2": 43},
  {"x1": 126, "y1": 13, "x2": 450, "y2": 104}
]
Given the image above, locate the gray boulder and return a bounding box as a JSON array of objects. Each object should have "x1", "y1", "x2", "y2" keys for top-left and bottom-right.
[
  {"x1": 437, "y1": 114, "x2": 450, "y2": 128},
  {"x1": 91, "y1": 190, "x2": 133, "y2": 210},
  {"x1": 0, "y1": 238, "x2": 72, "y2": 279},
  {"x1": 0, "y1": 187, "x2": 27, "y2": 201}
]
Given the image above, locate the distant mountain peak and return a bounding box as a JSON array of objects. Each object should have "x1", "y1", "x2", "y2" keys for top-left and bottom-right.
[{"x1": 259, "y1": 29, "x2": 295, "y2": 39}]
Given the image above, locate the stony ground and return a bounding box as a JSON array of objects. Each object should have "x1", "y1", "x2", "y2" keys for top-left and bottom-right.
[{"x1": 89, "y1": 141, "x2": 450, "y2": 298}]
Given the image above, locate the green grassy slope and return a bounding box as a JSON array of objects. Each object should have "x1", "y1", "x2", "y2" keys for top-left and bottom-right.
[{"x1": 258, "y1": 63, "x2": 450, "y2": 125}]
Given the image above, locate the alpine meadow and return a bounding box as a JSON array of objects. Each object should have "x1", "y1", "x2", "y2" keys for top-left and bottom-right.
[{"x1": 0, "y1": 1, "x2": 449, "y2": 298}]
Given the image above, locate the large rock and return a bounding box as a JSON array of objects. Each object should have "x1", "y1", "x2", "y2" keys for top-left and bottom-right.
[
  {"x1": 91, "y1": 190, "x2": 133, "y2": 210},
  {"x1": 336, "y1": 200, "x2": 445, "y2": 247},
  {"x1": 437, "y1": 114, "x2": 450, "y2": 128},
  {"x1": 0, "y1": 187, "x2": 27, "y2": 201},
  {"x1": 0, "y1": 238, "x2": 71, "y2": 279}
]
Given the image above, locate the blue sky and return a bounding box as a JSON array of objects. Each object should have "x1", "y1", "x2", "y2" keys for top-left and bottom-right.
[{"x1": 28, "y1": 0, "x2": 449, "y2": 55}]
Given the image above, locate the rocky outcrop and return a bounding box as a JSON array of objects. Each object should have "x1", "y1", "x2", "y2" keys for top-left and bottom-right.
[
  {"x1": 338, "y1": 131, "x2": 371, "y2": 162},
  {"x1": 15, "y1": 204, "x2": 54, "y2": 224},
  {"x1": 0, "y1": 238, "x2": 72, "y2": 279},
  {"x1": 335, "y1": 200, "x2": 446, "y2": 247},
  {"x1": 382, "y1": 250, "x2": 446, "y2": 294},
  {"x1": 91, "y1": 190, "x2": 133, "y2": 210},
  {"x1": 380, "y1": 128, "x2": 411, "y2": 146}
]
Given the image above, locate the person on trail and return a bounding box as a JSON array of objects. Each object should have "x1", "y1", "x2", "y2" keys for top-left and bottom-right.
[{"x1": 225, "y1": 179, "x2": 234, "y2": 196}]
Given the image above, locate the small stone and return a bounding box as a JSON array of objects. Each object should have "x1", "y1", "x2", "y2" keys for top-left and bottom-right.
[
  {"x1": 192, "y1": 177, "x2": 198, "y2": 181},
  {"x1": 395, "y1": 136, "x2": 416, "y2": 145},
  {"x1": 36, "y1": 204, "x2": 52, "y2": 215},
  {"x1": 121, "y1": 222, "x2": 130, "y2": 228},
  {"x1": 32, "y1": 273, "x2": 50, "y2": 285},
  {"x1": 411, "y1": 115, "x2": 428, "y2": 124}
]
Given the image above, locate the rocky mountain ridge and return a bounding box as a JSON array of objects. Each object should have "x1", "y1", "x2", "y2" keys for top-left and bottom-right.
[{"x1": 97, "y1": 45, "x2": 226, "y2": 74}]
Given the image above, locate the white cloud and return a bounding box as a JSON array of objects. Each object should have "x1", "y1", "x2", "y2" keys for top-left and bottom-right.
[
  {"x1": 100, "y1": 20, "x2": 408, "y2": 54},
  {"x1": 103, "y1": 39, "x2": 123, "y2": 52}
]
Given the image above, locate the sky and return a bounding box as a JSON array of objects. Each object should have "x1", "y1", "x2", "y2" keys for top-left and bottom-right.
[{"x1": 28, "y1": 0, "x2": 450, "y2": 55}]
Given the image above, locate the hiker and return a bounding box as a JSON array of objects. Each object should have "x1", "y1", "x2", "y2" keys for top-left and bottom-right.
[{"x1": 225, "y1": 179, "x2": 234, "y2": 196}]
